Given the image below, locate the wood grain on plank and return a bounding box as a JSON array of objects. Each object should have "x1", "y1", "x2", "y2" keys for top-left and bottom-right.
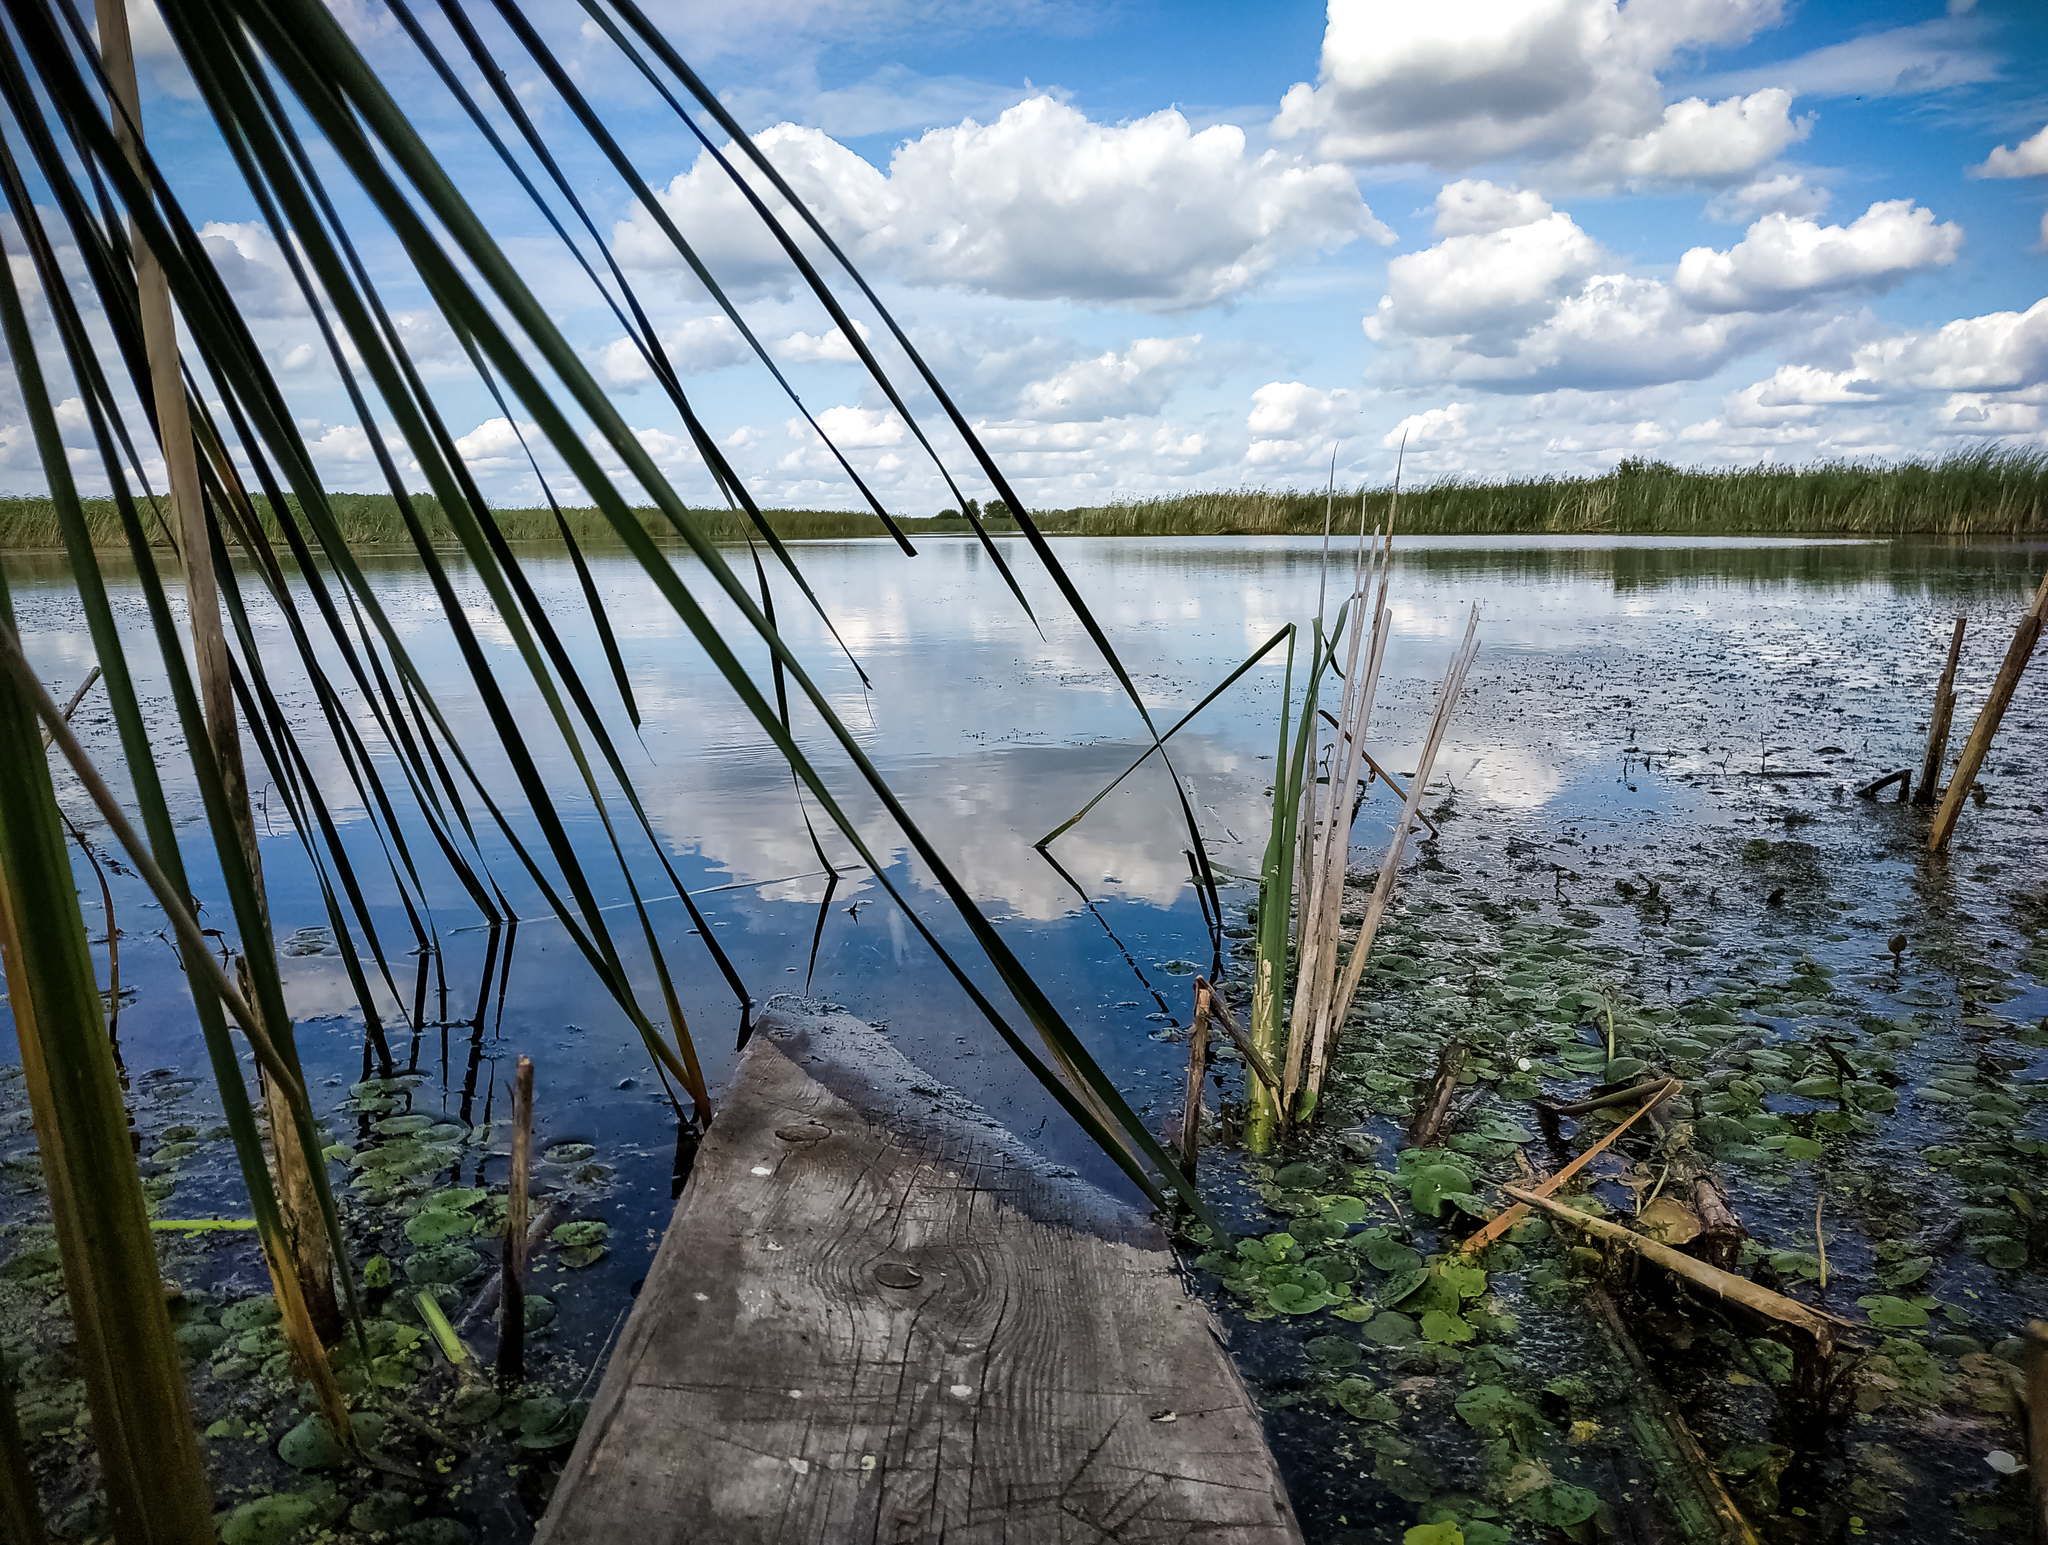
[{"x1": 536, "y1": 1005, "x2": 1299, "y2": 1545}]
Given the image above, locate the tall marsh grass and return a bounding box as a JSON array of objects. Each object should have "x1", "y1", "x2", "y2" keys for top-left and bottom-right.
[
  {"x1": 9, "y1": 448, "x2": 2042, "y2": 551},
  {"x1": 1040, "y1": 447, "x2": 2048, "y2": 539}
]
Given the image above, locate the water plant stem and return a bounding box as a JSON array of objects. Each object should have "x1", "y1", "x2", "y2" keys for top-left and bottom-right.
[
  {"x1": 1460, "y1": 1079, "x2": 1680, "y2": 1256},
  {"x1": 1929, "y1": 568, "x2": 2048, "y2": 851},
  {"x1": 1914, "y1": 617, "x2": 1966, "y2": 805},
  {"x1": 500, "y1": 1054, "x2": 534, "y2": 1386},
  {"x1": 94, "y1": 0, "x2": 341, "y2": 1344},
  {"x1": 1178, "y1": 982, "x2": 1211, "y2": 1178}
]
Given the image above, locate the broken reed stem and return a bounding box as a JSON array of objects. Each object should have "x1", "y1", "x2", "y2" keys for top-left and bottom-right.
[
  {"x1": 499, "y1": 1056, "x2": 534, "y2": 1387},
  {"x1": 1406, "y1": 1040, "x2": 1465, "y2": 1148},
  {"x1": 39, "y1": 664, "x2": 100, "y2": 751},
  {"x1": 1459, "y1": 1079, "x2": 1680, "y2": 1256},
  {"x1": 1502, "y1": 1185, "x2": 1845, "y2": 1348},
  {"x1": 1914, "y1": 617, "x2": 1966, "y2": 805},
  {"x1": 1931, "y1": 568, "x2": 2048, "y2": 851},
  {"x1": 1814, "y1": 1192, "x2": 1827, "y2": 1290},
  {"x1": 1196, "y1": 976, "x2": 1282, "y2": 1102},
  {"x1": 1310, "y1": 605, "x2": 1480, "y2": 1111},
  {"x1": 2025, "y1": 1320, "x2": 2047, "y2": 1545},
  {"x1": 1178, "y1": 982, "x2": 1212, "y2": 1177}
]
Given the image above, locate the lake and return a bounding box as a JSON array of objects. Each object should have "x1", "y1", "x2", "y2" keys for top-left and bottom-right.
[{"x1": 5, "y1": 531, "x2": 2045, "y2": 1540}]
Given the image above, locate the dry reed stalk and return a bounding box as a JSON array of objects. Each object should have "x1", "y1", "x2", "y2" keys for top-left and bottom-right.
[
  {"x1": 1930, "y1": 568, "x2": 2048, "y2": 851},
  {"x1": 2025, "y1": 1320, "x2": 2047, "y2": 1544},
  {"x1": 94, "y1": 0, "x2": 341, "y2": 1342},
  {"x1": 1503, "y1": 1186, "x2": 1848, "y2": 1378},
  {"x1": 1915, "y1": 617, "x2": 1966, "y2": 805},
  {"x1": 1282, "y1": 521, "x2": 1393, "y2": 1110},
  {"x1": 1178, "y1": 982, "x2": 1212, "y2": 1176},
  {"x1": 1307, "y1": 604, "x2": 1480, "y2": 1110},
  {"x1": 38, "y1": 665, "x2": 99, "y2": 750},
  {"x1": 1459, "y1": 1079, "x2": 1679, "y2": 1256}
]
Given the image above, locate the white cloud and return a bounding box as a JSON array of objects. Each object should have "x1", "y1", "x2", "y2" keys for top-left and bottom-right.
[
  {"x1": 454, "y1": 417, "x2": 536, "y2": 464},
  {"x1": 776, "y1": 321, "x2": 872, "y2": 363},
  {"x1": 1705, "y1": 172, "x2": 1830, "y2": 223},
  {"x1": 197, "y1": 222, "x2": 305, "y2": 318},
  {"x1": 1368, "y1": 211, "x2": 1604, "y2": 340},
  {"x1": 1274, "y1": 0, "x2": 1791, "y2": 180},
  {"x1": 1384, "y1": 402, "x2": 1469, "y2": 447},
  {"x1": 1973, "y1": 124, "x2": 2048, "y2": 180},
  {"x1": 1017, "y1": 336, "x2": 1203, "y2": 420},
  {"x1": 1675, "y1": 201, "x2": 1961, "y2": 313},
  {"x1": 1570, "y1": 89, "x2": 1809, "y2": 186},
  {"x1": 1740, "y1": 299, "x2": 2048, "y2": 403},
  {"x1": 1245, "y1": 381, "x2": 1361, "y2": 466},
  {"x1": 618, "y1": 97, "x2": 1388, "y2": 310},
  {"x1": 1432, "y1": 180, "x2": 1552, "y2": 237},
  {"x1": 598, "y1": 316, "x2": 751, "y2": 386},
  {"x1": 1690, "y1": 16, "x2": 1994, "y2": 101},
  {"x1": 804, "y1": 405, "x2": 905, "y2": 450}
]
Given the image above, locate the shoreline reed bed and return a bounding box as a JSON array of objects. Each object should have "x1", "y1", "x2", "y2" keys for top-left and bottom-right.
[{"x1": 9, "y1": 448, "x2": 2047, "y2": 551}]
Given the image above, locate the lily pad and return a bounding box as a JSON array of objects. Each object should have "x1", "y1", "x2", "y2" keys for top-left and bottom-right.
[
  {"x1": 1407, "y1": 1164, "x2": 1476, "y2": 1219},
  {"x1": 1859, "y1": 1295, "x2": 1930, "y2": 1329},
  {"x1": 1520, "y1": 1481, "x2": 1600, "y2": 1527},
  {"x1": 404, "y1": 1209, "x2": 481, "y2": 1247},
  {"x1": 406, "y1": 1244, "x2": 483, "y2": 1285},
  {"x1": 552, "y1": 1220, "x2": 610, "y2": 1249},
  {"x1": 1421, "y1": 1308, "x2": 1475, "y2": 1344},
  {"x1": 1362, "y1": 1236, "x2": 1422, "y2": 1274},
  {"x1": 1331, "y1": 1377, "x2": 1399, "y2": 1422},
  {"x1": 1361, "y1": 1310, "x2": 1420, "y2": 1346},
  {"x1": 1879, "y1": 1256, "x2": 1934, "y2": 1289},
  {"x1": 218, "y1": 1483, "x2": 347, "y2": 1545},
  {"x1": 1306, "y1": 1334, "x2": 1361, "y2": 1369}
]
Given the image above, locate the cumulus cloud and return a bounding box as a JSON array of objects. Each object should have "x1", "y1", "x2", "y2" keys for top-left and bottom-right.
[
  {"x1": 598, "y1": 316, "x2": 751, "y2": 386},
  {"x1": 1366, "y1": 195, "x2": 1964, "y2": 393},
  {"x1": 1972, "y1": 124, "x2": 2048, "y2": 179},
  {"x1": 1705, "y1": 172, "x2": 1830, "y2": 223},
  {"x1": 1738, "y1": 299, "x2": 2048, "y2": 403},
  {"x1": 1245, "y1": 381, "x2": 1361, "y2": 466},
  {"x1": 1570, "y1": 89, "x2": 1810, "y2": 186},
  {"x1": 198, "y1": 222, "x2": 306, "y2": 318},
  {"x1": 1273, "y1": 0, "x2": 1793, "y2": 182},
  {"x1": 1368, "y1": 210, "x2": 1604, "y2": 340},
  {"x1": 1432, "y1": 180, "x2": 1553, "y2": 236},
  {"x1": 1383, "y1": 402, "x2": 1469, "y2": 447},
  {"x1": 776, "y1": 321, "x2": 872, "y2": 363},
  {"x1": 617, "y1": 97, "x2": 1388, "y2": 310},
  {"x1": 1674, "y1": 201, "x2": 1961, "y2": 312},
  {"x1": 1016, "y1": 336, "x2": 1203, "y2": 420}
]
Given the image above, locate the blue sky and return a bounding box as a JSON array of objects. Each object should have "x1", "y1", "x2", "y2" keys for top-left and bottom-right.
[{"x1": 8, "y1": 0, "x2": 2048, "y2": 509}]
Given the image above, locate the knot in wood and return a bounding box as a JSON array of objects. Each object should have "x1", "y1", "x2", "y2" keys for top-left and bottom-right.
[
  {"x1": 873, "y1": 1261, "x2": 923, "y2": 1290},
  {"x1": 774, "y1": 1123, "x2": 831, "y2": 1144}
]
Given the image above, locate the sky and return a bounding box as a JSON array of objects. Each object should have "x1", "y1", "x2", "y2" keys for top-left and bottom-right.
[{"x1": 6, "y1": 0, "x2": 2048, "y2": 510}]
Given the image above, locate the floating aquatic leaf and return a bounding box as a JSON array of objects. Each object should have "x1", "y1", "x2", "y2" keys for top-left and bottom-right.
[
  {"x1": 1362, "y1": 1311, "x2": 1420, "y2": 1346},
  {"x1": 406, "y1": 1245, "x2": 484, "y2": 1285},
  {"x1": 1981, "y1": 1237, "x2": 2028, "y2": 1270},
  {"x1": 363, "y1": 1256, "x2": 393, "y2": 1290},
  {"x1": 1519, "y1": 1481, "x2": 1599, "y2": 1527},
  {"x1": 1420, "y1": 1309, "x2": 1475, "y2": 1344},
  {"x1": 545, "y1": 1143, "x2": 597, "y2": 1165},
  {"x1": 1407, "y1": 1164, "x2": 1476, "y2": 1219},
  {"x1": 1321, "y1": 1195, "x2": 1367, "y2": 1225},
  {"x1": 277, "y1": 1412, "x2": 386, "y2": 1471},
  {"x1": 1879, "y1": 1256, "x2": 1934, "y2": 1289},
  {"x1": 552, "y1": 1220, "x2": 610, "y2": 1249},
  {"x1": 404, "y1": 1209, "x2": 481, "y2": 1247},
  {"x1": 220, "y1": 1297, "x2": 281, "y2": 1332},
  {"x1": 1362, "y1": 1235, "x2": 1422, "y2": 1274},
  {"x1": 1780, "y1": 1136, "x2": 1824, "y2": 1161},
  {"x1": 218, "y1": 1483, "x2": 347, "y2": 1545},
  {"x1": 1306, "y1": 1334, "x2": 1360, "y2": 1368},
  {"x1": 1858, "y1": 1295, "x2": 1930, "y2": 1329},
  {"x1": 1382, "y1": 1267, "x2": 1429, "y2": 1307},
  {"x1": 1404, "y1": 1525, "x2": 1462, "y2": 1545}
]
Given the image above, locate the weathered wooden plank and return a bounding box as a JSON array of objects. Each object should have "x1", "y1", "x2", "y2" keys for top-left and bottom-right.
[{"x1": 536, "y1": 1005, "x2": 1299, "y2": 1545}]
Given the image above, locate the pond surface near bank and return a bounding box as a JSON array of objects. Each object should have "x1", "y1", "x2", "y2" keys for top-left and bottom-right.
[{"x1": 2, "y1": 532, "x2": 2043, "y2": 1540}]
